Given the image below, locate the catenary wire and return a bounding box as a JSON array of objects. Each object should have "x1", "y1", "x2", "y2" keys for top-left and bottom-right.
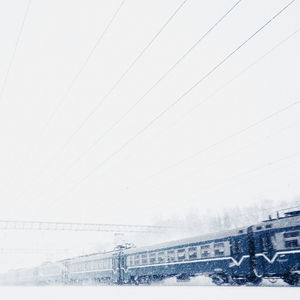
[
  {"x1": 11, "y1": 0, "x2": 244, "y2": 206},
  {"x1": 58, "y1": 0, "x2": 243, "y2": 173},
  {"x1": 158, "y1": 27, "x2": 300, "y2": 136},
  {"x1": 0, "y1": 0, "x2": 31, "y2": 104},
  {"x1": 39, "y1": 0, "x2": 126, "y2": 135},
  {"x1": 125, "y1": 27, "x2": 300, "y2": 188},
  {"x1": 57, "y1": 27, "x2": 300, "y2": 193},
  {"x1": 52, "y1": 0, "x2": 189, "y2": 151},
  {"x1": 132, "y1": 100, "x2": 300, "y2": 187},
  {"x1": 9, "y1": 0, "x2": 239, "y2": 203},
  {"x1": 130, "y1": 119, "x2": 300, "y2": 193},
  {"x1": 15, "y1": 0, "x2": 244, "y2": 207},
  {"x1": 35, "y1": 0, "x2": 189, "y2": 173},
  {"x1": 0, "y1": 0, "x2": 125, "y2": 194},
  {"x1": 192, "y1": 149, "x2": 300, "y2": 197},
  {"x1": 49, "y1": 0, "x2": 296, "y2": 202},
  {"x1": 66, "y1": 24, "x2": 300, "y2": 175},
  {"x1": 7, "y1": 0, "x2": 189, "y2": 205}
]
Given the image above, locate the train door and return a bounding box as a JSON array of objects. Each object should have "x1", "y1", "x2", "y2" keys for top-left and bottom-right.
[
  {"x1": 260, "y1": 230, "x2": 275, "y2": 273},
  {"x1": 252, "y1": 228, "x2": 275, "y2": 276},
  {"x1": 112, "y1": 252, "x2": 125, "y2": 284}
]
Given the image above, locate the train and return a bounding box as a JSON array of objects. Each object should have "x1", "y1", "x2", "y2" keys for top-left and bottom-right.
[{"x1": 0, "y1": 209, "x2": 299, "y2": 286}]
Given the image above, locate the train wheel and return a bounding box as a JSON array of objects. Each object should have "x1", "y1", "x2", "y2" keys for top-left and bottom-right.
[
  {"x1": 211, "y1": 273, "x2": 228, "y2": 286},
  {"x1": 248, "y1": 276, "x2": 262, "y2": 286},
  {"x1": 176, "y1": 274, "x2": 190, "y2": 282},
  {"x1": 231, "y1": 277, "x2": 247, "y2": 286},
  {"x1": 138, "y1": 276, "x2": 151, "y2": 285},
  {"x1": 283, "y1": 273, "x2": 299, "y2": 286}
]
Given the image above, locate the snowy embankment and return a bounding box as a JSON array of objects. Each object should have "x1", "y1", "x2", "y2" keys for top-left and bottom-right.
[{"x1": 0, "y1": 285, "x2": 298, "y2": 300}]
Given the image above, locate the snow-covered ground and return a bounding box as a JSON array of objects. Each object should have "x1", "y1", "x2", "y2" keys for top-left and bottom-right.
[
  {"x1": 159, "y1": 275, "x2": 289, "y2": 287},
  {"x1": 0, "y1": 285, "x2": 299, "y2": 300},
  {"x1": 1, "y1": 275, "x2": 298, "y2": 300}
]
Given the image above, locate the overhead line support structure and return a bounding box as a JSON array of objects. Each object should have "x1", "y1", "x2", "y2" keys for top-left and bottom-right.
[{"x1": 0, "y1": 220, "x2": 173, "y2": 233}]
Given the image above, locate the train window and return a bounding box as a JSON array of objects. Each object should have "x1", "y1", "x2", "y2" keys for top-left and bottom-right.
[
  {"x1": 214, "y1": 242, "x2": 225, "y2": 256},
  {"x1": 167, "y1": 250, "x2": 175, "y2": 262},
  {"x1": 285, "y1": 240, "x2": 298, "y2": 248},
  {"x1": 200, "y1": 245, "x2": 210, "y2": 258},
  {"x1": 100, "y1": 260, "x2": 104, "y2": 269},
  {"x1": 157, "y1": 252, "x2": 165, "y2": 263},
  {"x1": 261, "y1": 235, "x2": 273, "y2": 252},
  {"x1": 149, "y1": 252, "x2": 156, "y2": 264},
  {"x1": 231, "y1": 239, "x2": 242, "y2": 255},
  {"x1": 188, "y1": 247, "x2": 197, "y2": 259},
  {"x1": 265, "y1": 224, "x2": 272, "y2": 229},
  {"x1": 90, "y1": 261, "x2": 94, "y2": 270},
  {"x1": 134, "y1": 255, "x2": 140, "y2": 265},
  {"x1": 105, "y1": 259, "x2": 109, "y2": 269},
  {"x1": 238, "y1": 230, "x2": 244, "y2": 234},
  {"x1": 104, "y1": 260, "x2": 109, "y2": 269},
  {"x1": 284, "y1": 231, "x2": 299, "y2": 238},
  {"x1": 283, "y1": 231, "x2": 299, "y2": 248},
  {"x1": 128, "y1": 256, "x2": 133, "y2": 267},
  {"x1": 88, "y1": 261, "x2": 92, "y2": 270},
  {"x1": 141, "y1": 254, "x2": 148, "y2": 264},
  {"x1": 96, "y1": 260, "x2": 101, "y2": 269},
  {"x1": 256, "y1": 226, "x2": 262, "y2": 230},
  {"x1": 177, "y1": 249, "x2": 186, "y2": 261}
]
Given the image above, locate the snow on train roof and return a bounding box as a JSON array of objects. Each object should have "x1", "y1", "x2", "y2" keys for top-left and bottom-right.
[
  {"x1": 125, "y1": 227, "x2": 245, "y2": 255},
  {"x1": 255, "y1": 214, "x2": 300, "y2": 232},
  {"x1": 60, "y1": 250, "x2": 114, "y2": 263},
  {"x1": 125, "y1": 215, "x2": 300, "y2": 254}
]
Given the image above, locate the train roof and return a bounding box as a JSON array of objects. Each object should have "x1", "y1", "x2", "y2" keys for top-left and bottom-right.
[
  {"x1": 59, "y1": 250, "x2": 114, "y2": 263},
  {"x1": 124, "y1": 227, "x2": 245, "y2": 255},
  {"x1": 253, "y1": 213, "x2": 300, "y2": 232},
  {"x1": 125, "y1": 214, "x2": 300, "y2": 254}
]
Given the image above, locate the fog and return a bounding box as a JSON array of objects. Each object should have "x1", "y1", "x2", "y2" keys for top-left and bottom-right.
[{"x1": 0, "y1": 0, "x2": 299, "y2": 273}]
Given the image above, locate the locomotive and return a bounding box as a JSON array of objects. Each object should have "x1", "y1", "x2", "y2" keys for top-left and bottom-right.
[{"x1": 1, "y1": 209, "x2": 299, "y2": 286}]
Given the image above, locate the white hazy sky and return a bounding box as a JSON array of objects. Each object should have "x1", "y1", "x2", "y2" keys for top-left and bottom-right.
[{"x1": 0, "y1": 0, "x2": 299, "y2": 270}]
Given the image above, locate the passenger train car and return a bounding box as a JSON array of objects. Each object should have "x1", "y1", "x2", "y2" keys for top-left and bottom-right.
[{"x1": 1, "y1": 210, "x2": 299, "y2": 286}]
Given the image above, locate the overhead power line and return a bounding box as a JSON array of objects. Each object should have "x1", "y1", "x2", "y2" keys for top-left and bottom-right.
[
  {"x1": 36, "y1": 0, "x2": 189, "y2": 173},
  {"x1": 21, "y1": 0, "x2": 242, "y2": 209},
  {"x1": 8, "y1": 0, "x2": 188, "y2": 206},
  {"x1": 0, "y1": 0, "x2": 125, "y2": 196},
  {"x1": 136, "y1": 100, "x2": 300, "y2": 186},
  {"x1": 54, "y1": 0, "x2": 189, "y2": 150},
  {"x1": 54, "y1": 0, "x2": 296, "y2": 200},
  {"x1": 160, "y1": 27, "x2": 300, "y2": 136},
  {"x1": 194, "y1": 149, "x2": 300, "y2": 197},
  {"x1": 40, "y1": 0, "x2": 126, "y2": 134},
  {"x1": 136, "y1": 119, "x2": 300, "y2": 194},
  {"x1": 59, "y1": 0, "x2": 242, "y2": 174},
  {"x1": 128, "y1": 28, "x2": 300, "y2": 187},
  {"x1": 0, "y1": 0, "x2": 31, "y2": 104}
]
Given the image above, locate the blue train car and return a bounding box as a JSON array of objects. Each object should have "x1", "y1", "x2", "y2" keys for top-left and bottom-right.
[
  {"x1": 1, "y1": 209, "x2": 299, "y2": 286},
  {"x1": 120, "y1": 228, "x2": 254, "y2": 285},
  {"x1": 117, "y1": 210, "x2": 300, "y2": 285},
  {"x1": 250, "y1": 211, "x2": 300, "y2": 285}
]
